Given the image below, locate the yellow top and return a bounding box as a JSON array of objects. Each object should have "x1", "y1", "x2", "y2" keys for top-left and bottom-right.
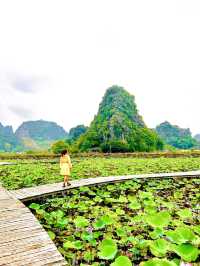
[{"x1": 60, "y1": 154, "x2": 72, "y2": 168}]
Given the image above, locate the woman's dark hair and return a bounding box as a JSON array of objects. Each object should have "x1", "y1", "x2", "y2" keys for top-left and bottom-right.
[{"x1": 61, "y1": 149, "x2": 68, "y2": 156}]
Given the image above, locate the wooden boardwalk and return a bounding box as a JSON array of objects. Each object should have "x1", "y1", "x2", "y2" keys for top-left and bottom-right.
[
  {"x1": 0, "y1": 186, "x2": 66, "y2": 266},
  {"x1": 0, "y1": 162, "x2": 15, "y2": 165},
  {"x1": 11, "y1": 170, "x2": 200, "y2": 202}
]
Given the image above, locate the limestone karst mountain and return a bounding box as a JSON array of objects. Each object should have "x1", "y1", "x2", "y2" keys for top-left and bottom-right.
[
  {"x1": 78, "y1": 85, "x2": 163, "y2": 152},
  {"x1": 155, "y1": 121, "x2": 197, "y2": 149}
]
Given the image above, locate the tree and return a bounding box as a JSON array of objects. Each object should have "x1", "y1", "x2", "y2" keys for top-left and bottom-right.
[
  {"x1": 51, "y1": 140, "x2": 69, "y2": 154},
  {"x1": 69, "y1": 125, "x2": 88, "y2": 141}
]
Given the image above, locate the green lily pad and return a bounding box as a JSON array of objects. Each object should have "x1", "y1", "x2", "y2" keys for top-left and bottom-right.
[
  {"x1": 149, "y1": 228, "x2": 164, "y2": 239},
  {"x1": 177, "y1": 209, "x2": 193, "y2": 219},
  {"x1": 101, "y1": 215, "x2": 114, "y2": 225},
  {"x1": 74, "y1": 216, "x2": 89, "y2": 228},
  {"x1": 93, "y1": 219, "x2": 106, "y2": 229},
  {"x1": 83, "y1": 250, "x2": 94, "y2": 261},
  {"x1": 63, "y1": 240, "x2": 75, "y2": 249},
  {"x1": 56, "y1": 217, "x2": 68, "y2": 229},
  {"x1": 36, "y1": 208, "x2": 45, "y2": 216},
  {"x1": 111, "y1": 256, "x2": 132, "y2": 266},
  {"x1": 139, "y1": 191, "x2": 154, "y2": 200},
  {"x1": 129, "y1": 201, "x2": 141, "y2": 210},
  {"x1": 118, "y1": 195, "x2": 128, "y2": 203},
  {"x1": 47, "y1": 230, "x2": 56, "y2": 240},
  {"x1": 149, "y1": 239, "x2": 169, "y2": 257},
  {"x1": 98, "y1": 239, "x2": 118, "y2": 260},
  {"x1": 144, "y1": 206, "x2": 157, "y2": 214},
  {"x1": 116, "y1": 228, "x2": 127, "y2": 237},
  {"x1": 146, "y1": 211, "x2": 171, "y2": 228},
  {"x1": 166, "y1": 227, "x2": 196, "y2": 244},
  {"x1": 140, "y1": 258, "x2": 177, "y2": 266},
  {"x1": 172, "y1": 243, "x2": 199, "y2": 262},
  {"x1": 116, "y1": 208, "x2": 125, "y2": 215},
  {"x1": 29, "y1": 203, "x2": 40, "y2": 210},
  {"x1": 81, "y1": 231, "x2": 94, "y2": 241},
  {"x1": 74, "y1": 240, "x2": 83, "y2": 249}
]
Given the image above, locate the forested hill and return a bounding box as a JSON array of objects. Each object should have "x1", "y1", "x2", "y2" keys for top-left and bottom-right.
[
  {"x1": 78, "y1": 85, "x2": 164, "y2": 152},
  {"x1": 15, "y1": 120, "x2": 67, "y2": 141},
  {"x1": 15, "y1": 120, "x2": 68, "y2": 150},
  {"x1": 0, "y1": 120, "x2": 68, "y2": 151},
  {"x1": 0, "y1": 123, "x2": 21, "y2": 151},
  {"x1": 155, "y1": 121, "x2": 197, "y2": 149},
  {"x1": 1, "y1": 87, "x2": 199, "y2": 152}
]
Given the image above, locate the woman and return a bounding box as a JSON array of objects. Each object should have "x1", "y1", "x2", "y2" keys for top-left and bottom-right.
[{"x1": 60, "y1": 149, "x2": 72, "y2": 187}]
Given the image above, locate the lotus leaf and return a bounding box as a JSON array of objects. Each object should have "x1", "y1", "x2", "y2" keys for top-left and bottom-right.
[
  {"x1": 149, "y1": 239, "x2": 169, "y2": 257},
  {"x1": 145, "y1": 211, "x2": 171, "y2": 228},
  {"x1": 166, "y1": 227, "x2": 196, "y2": 244},
  {"x1": 129, "y1": 201, "x2": 141, "y2": 210},
  {"x1": 63, "y1": 241, "x2": 76, "y2": 249},
  {"x1": 101, "y1": 215, "x2": 114, "y2": 225},
  {"x1": 149, "y1": 228, "x2": 164, "y2": 239},
  {"x1": 74, "y1": 216, "x2": 89, "y2": 228},
  {"x1": 29, "y1": 203, "x2": 40, "y2": 210},
  {"x1": 93, "y1": 219, "x2": 106, "y2": 229},
  {"x1": 48, "y1": 230, "x2": 56, "y2": 240},
  {"x1": 172, "y1": 243, "x2": 199, "y2": 262},
  {"x1": 116, "y1": 228, "x2": 127, "y2": 237},
  {"x1": 177, "y1": 209, "x2": 193, "y2": 219},
  {"x1": 110, "y1": 256, "x2": 132, "y2": 266},
  {"x1": 140, "y1": 258, "x2": 177, "y2": 266},
  {"x1": 98, "y1": 239, "x2": 118, "y2": 260},
  {"x1": 81, "y1": 231, "x2": 94, "y2": 242}
]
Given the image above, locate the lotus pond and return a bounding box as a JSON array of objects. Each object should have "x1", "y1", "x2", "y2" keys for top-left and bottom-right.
[
  {"x1": 2, "y1": 157, "x2": 200, "y2": 190},
  {"x1": 29, "y1": 176, "x2": 200, "y2": 266}
]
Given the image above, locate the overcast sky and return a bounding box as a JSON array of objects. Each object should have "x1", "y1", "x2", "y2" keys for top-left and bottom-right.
[{"x1": 0, "y1": 0, "x2": 200, "y2": 135}]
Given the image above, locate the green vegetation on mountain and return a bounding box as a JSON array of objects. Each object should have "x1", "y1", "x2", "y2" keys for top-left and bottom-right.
[
  {"x1": 78, "y1": 85, "x2": 163, "y2": 152},
  {"x1": 15, "y1": 120, "x2": 68, "y2": 150},
  {"x1": 194, "y1": 134, "x2": 200, "y2": 144},
  {"x1": 0, "y1": 123, "x2": 21, "y2": 151},
  {"x1": 1, "y1": 87, "x2": 200, "y2": 153},
  {"x1": 15, "y1": 120, "x2": 67, "y2": 141},
  {"x1": 155, "y1": 121, "x2": 197, "y2": 149},
  {"x1": 51, "y1": 140, "x2": 70, "y2": 154},
  {"x1": 69, "y1": 124, "x2": 88, "y2": 141}
]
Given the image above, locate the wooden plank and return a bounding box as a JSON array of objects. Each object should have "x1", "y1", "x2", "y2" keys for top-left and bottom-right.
[
  {"x1": 0, "y1": 162, "x2": 15, "y2": 165},
  {"x1": 10, "y1": 170, "x2": 200, "y2": 202},
  {"x1": 0, "y1": 186, "x2": 66, "y2": 266},
  {"x1": 0, "y1": 245, "x2": 63, "y2": 265}
]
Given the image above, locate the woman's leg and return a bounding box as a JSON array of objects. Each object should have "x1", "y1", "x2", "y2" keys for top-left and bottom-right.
[
  {"x1": 63, "y1": 175, "x2": 66, "y2": 187},
  {"x1": 64, "y1": 175, "x2": 71, "y2": 186}
]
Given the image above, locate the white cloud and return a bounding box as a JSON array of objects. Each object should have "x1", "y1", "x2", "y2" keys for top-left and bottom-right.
[
  {"x1": 8, "y1": 105, "x2": 34, "y2": 119},
  {"x1": 0, "y1": 0, "x2": 200, "y2": 134}
]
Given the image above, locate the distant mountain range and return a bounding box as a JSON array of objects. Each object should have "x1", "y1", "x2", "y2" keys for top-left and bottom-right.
[
  {"x1": 0, "y1": 120, "x2": 68, "y2": 151},
  {"x1": 155, "y1": 121, "x2": 198, "y2": 149},
  {"x1": 194, "y1": 134, "x2": 200, "y2": 143},
  {"x1": 0, "y1": 120, "x2": 89, "y2": 152},
  {"x1": 1, "y1": 87, "x2": 200, "y2": 152},
  {"x1": 0, "y1": 123, "x2": 20, "y2": 151},
  {"x1": 1, "y1": 119, "x2": 199, "y2": 152}
]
